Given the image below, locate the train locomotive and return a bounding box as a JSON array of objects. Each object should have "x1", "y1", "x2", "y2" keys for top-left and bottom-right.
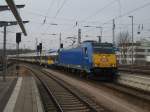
[
  {"x1": 11, "y1": 41, "x2": 117, "y2": 80},
  {"x1": 57, "y1": 41, "x2": 117, "y2": 79}
]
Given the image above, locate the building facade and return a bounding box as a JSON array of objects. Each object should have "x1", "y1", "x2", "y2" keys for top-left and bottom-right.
[{"x1": 117, "y1": 39, "x2": 150, "y2": 65}]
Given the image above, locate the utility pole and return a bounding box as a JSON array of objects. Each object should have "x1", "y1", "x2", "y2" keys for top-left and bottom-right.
[
  {"x1": 35, "y1": 38, "x2": 38, "y2": 56},
  {"x1": 97, "y1": 36, "x2": 101, "y2": 43},
  {"x1": 3, "y1": 26, "x2": 7, "y2": 81},
  {"x1": 99, "y1": 27, "x2": 102, "y2": 43},
  {"x1": 78, "y1": 29, "x2": 81, "y2": 45},
  {"x1": 129, "y1": 16, "x2": 134, "y2": 66},
  {"x1": 59, "y1": 33, "x2": 61, "y2": 49},
  {"x1": 112, "y1": 19, "x2": 115, "y2": 46},
  {"x1": 96, "y1": 27, "x2": 102, "y2": 43},
  {"x1": 39, "y1": 43, "x2": 42, "y2": 65},
  {"x1": 35, "y1": 38, "x2": 38, "y2": 51}
]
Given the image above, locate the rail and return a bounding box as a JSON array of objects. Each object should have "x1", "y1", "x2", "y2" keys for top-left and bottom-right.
[
  {"x1": 26, "y1": 65, "x2": 105, "y2": 112},
  {"x1": 34, "y1": 71, "x2": 64, "y2": 112},
  {"x1": 41, "y1": 70, "x2": 99, "y2": 112}
]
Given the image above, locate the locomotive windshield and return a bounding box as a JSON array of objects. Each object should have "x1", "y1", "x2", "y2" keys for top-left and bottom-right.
[{"x1": 93, "y1": 43, "x2": 115, "y2": 54}]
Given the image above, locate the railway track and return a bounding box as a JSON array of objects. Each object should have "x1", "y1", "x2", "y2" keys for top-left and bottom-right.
[
  {"x1": 118, "y1": 65, "x2": 150, "y2": 75},
  {"x1": 43, "y1": 67, "x2": 150, "y2": 100},
  {"x1": 117, "y1": 73, "x2": 150, "y2": 92},
  {"x1": 118, "y1": 66, "x2": 150, "y2": 92},
  {"x1": 27, "y1": 65, "x2": 108, "y2": 112},
  {"x1": 43, "y1": 68, "x2": 150, "y2": 112}
]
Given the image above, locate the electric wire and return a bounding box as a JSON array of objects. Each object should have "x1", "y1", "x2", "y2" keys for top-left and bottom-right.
[
  {"x1": 83, "y1": 1, "x2": 150, "y2": 34},
  {"x1": 53, "y1": 0, "x2": 68, "y2": 18},
  {"x1": 81, "y1": 0, "x2": 118, "y2": 22},
  {"x1": 103, "y1": 1, "x2": 150, "y2": 26},
  {"x1": 12, "y1": 0, "x2": 150, "y2": 48}
]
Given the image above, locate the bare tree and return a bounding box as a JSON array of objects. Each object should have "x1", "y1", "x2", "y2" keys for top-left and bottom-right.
[{"x1": 117, "y1": 31, "x2": 131, "y2": 63}]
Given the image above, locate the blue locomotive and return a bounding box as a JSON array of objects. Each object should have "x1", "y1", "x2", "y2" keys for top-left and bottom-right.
[{"x1": 57, "y1": 41, "x2": 117, "y2": 79}]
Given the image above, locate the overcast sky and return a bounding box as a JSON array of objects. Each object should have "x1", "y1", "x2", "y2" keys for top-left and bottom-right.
[{"x1": 0, "y1": 0, "x2": 150, "y2": 50}]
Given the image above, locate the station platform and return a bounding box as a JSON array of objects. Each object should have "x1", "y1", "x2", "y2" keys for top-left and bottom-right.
[
  {"x1": 0, "y1": 76, "x2": 17, "y2": 111},
  {"x1": 2, "y1": 74, "x2": 44, "y2": 112}
]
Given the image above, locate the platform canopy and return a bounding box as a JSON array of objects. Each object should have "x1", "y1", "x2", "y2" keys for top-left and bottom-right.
[
  {"x1": 5, "y1": 0, "x2": 27, "y2": 36},
  {"x1": 0, "y1": 5, "x2": 25, "y2": 11},
  {"x1": 0, "y1": 21, "x2": 29, "y2": 27}
]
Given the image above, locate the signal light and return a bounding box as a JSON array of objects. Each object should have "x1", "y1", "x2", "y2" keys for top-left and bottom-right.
[
  {"x1": 39, "y1": 43, "x2": 42, "y2": 50},
  {"x1": 60, "y1": 43, "x2": 63, "y2": 48},
  {"x1": 16, "y1": 33, "x2": 21, "y2": 44},
  {"x1": 37, "y1": 45, "x2": 40, "y2": 52}
]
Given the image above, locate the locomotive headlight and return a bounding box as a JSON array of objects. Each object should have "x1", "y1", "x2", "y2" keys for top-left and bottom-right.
[
  {"x1": 112, "y1": 64, "x2": 116, "y2": 67},
  {"x1": 94, "y1": 64, "x2": 98, "y2": 67},
  {"x1": 102, "y1": 56, "x2": 106, "y2": 58}
]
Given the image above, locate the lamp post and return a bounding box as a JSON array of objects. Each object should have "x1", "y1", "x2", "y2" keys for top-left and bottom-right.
[{"x1": 129, "y1": 16, "x2": 134, "y2": 66}]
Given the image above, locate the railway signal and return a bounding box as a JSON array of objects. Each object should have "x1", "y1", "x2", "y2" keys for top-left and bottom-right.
[
  {"x1": 0, "y1": 21, "x2": 27, "y2": 81},
  {"x1": 16, "y1": 33, "x2": 21, "y2": 44},
  {"x1": 0, "y1": 0, "x2": 28, "y2": 81},
  {"x1": 60, "y1": 43, "x2": 63, "y2": 48},
  {"x1": 37, "y1": 45, "x2": 40, "y2": 52},
  {"x1": 36, "y1": 43, "x2": 42, "y2": 54},
  {"x1": 16, "y1": 32, "x2": 22, "y2": 77},
  {"x1": 39, "y1": 43, "x2": 42, "y2": 54}
]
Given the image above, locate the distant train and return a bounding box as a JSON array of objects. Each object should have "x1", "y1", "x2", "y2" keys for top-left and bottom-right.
[{"x1": 11, "y1": 41, "x2": 117, "y2": 80}]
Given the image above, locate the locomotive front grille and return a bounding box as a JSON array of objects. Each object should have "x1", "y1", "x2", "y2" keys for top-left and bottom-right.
[{"x1": 93, "y1": 53, "x2": 117, "y2": 68}]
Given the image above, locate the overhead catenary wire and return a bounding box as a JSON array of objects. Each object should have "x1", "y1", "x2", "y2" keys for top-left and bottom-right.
[
  {"x1": 82, "y1": 1, "x2": 150, "y2": 34},
  {"x1": 103, "y1": 1, "x2": 150, "y2": 26},
  {"x1": 62, "y1": 0, "x2": 119, "y2": 36},
  {"x1": 46, "y1": 0, "x2": 56, "y2": 16},
  {"x1": 41, "y1": 0, "x2": 68, "y2": 39},
  {"x1": 12, "y1": 0, "x2": 150, "y2": 49},
  {"x1": 43, "y1": 0, "x2": 56, "y2": 24},
  {"x1": 81, "y1": 0, "x2": 118, "y2": 22},
  {"x1": 53, "y1": 0, "x2": 68, "y2": 18}
]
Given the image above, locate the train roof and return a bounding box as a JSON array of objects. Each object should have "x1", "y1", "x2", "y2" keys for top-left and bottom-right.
[
  {"x1": 8, "y1": 50, "x2": 58, "y2": 58},
  {"x1": 61, "y1": 41, "x2": 113, "y2": 51},
  {"x1": 82, "y1": 40, "x2": 97, "y2": 43}
]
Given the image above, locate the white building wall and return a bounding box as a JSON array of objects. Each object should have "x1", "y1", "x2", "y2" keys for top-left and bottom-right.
[{"x1": 117, "y1": 41, "x2": 150, "y2": 65}]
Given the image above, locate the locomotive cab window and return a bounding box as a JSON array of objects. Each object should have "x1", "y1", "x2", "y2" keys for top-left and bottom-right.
[
  {"x1": 83, "y1": 47, "x2": 88, "y2": 56},
  {"x1": 93, "y1": 43, "x2": 115, "y2": 54}
]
